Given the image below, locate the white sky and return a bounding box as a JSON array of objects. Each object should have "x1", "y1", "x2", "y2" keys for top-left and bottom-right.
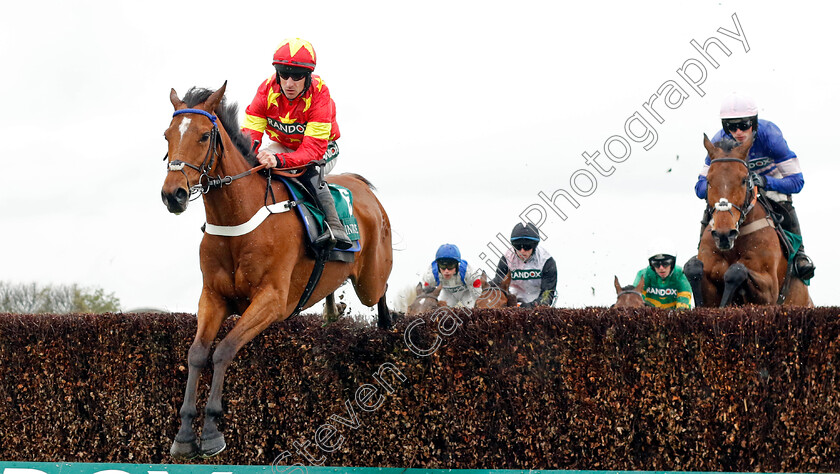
[{"x1": 1, "y1": 0, "x2": 837, "y2": 316}]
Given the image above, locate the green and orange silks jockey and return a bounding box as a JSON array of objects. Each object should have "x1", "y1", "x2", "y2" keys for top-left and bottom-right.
[
  {"x1": 633, "y1": 247, "x2": 693, "y2": 309},
  {"x1": 241, "y1": 38, "x2": 351, "y2": 250}
]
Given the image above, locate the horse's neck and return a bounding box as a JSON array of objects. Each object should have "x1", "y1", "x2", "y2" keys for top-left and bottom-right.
[{"x1": 201, "y1": 132, "x2": 271, "y2": 227}]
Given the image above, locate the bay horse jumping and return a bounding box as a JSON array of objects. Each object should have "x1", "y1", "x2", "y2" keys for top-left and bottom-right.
[
  {"x1": 613, "y1": 275, "x2": 645, "y2": 308},
  {"x1": 161, "y1": 83, "x2": 393, "y2": 459},
  {"x1": 683, "y1": 134, "x2": 811, "y2": 307}
]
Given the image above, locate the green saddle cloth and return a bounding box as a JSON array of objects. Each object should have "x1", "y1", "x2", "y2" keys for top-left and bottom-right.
[
  {"x1": 782, "y1": 230, "x2": 809, "y2": 286},
  {"x1": 288, "y1": 181, "x2": 360, "y2": 242}
]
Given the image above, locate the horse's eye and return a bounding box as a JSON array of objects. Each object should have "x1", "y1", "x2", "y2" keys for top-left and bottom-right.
[{"x1": 200, "y1": 132, "x2": 211, "y2": 143}]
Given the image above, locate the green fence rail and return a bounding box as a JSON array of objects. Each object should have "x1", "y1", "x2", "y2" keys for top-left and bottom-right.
[{"x1": 0, "y1": 464, "x2": 802, "y2": 474}]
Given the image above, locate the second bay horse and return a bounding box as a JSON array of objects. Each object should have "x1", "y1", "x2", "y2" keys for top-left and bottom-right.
[{"x1": 683, "y1": 134, "x2": 811, "y2": 307}]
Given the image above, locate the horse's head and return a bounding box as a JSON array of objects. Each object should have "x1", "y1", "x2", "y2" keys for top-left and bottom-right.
[
  {"x1": 613, "y1": 275, "x2": 645, "y2": 308},
  {"x1": 475, "y1": 272, "x2": 516, "y2": 309},
  {"x1": 407, "y1": 283, "x2": 442, "y2": 315},
  {"x1": 161, "y1": 83, "x2": 228, "y2": 214},
  {"x1": 703, "y1": 133, "x2": 756, "y2": 251}
]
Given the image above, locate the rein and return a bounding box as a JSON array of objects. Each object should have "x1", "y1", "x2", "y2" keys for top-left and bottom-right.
[
  {"x1": 707, "y1": 157, "x2": 758, "y2": 232},
  {"x1": 164, "y1": 109, "x2": 315, "y2": 197}
]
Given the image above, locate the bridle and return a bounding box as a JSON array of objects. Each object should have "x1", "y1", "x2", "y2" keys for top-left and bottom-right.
[
  {"x1": 707, "y1": 157, "x2": 758, "y2": 232},
  {"x1": 616, "y1": 289, "x2": 644, "y2": 300},
  {"x1": 164, "y1": 108, "x2": 266, "y2": 199}
]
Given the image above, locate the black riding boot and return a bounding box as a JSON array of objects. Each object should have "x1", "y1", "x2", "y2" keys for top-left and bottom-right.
[
  {"x1": 302, "y1": 167, "x2": 353, "y2": 250},
  {"x1": 774, "y1": 201, "x2": 815, "y2": 280}
]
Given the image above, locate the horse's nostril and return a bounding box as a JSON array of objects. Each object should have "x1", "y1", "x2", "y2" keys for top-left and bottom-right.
[{"x1": 175, "y1": 188, "x2": 188, "y2": 203}]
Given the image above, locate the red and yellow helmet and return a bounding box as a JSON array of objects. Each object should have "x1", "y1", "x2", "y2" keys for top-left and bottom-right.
[{"x1": 272, "y1": 38, "x2": 317, "y2": 71}]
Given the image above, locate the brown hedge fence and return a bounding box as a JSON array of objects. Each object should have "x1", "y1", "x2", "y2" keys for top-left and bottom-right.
[{"x1": 0, "y1": 306, "x2": 838, "y2": 471}]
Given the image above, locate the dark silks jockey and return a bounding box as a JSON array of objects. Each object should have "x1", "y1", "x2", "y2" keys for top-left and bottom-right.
[{"x1": 491, "y1": 223, "x2": 557, "y2": 308}]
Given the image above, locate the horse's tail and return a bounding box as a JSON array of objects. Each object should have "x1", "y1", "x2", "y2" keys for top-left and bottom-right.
[{"x1": 344, "y1": 173, "x2": 376, "y2": 191}]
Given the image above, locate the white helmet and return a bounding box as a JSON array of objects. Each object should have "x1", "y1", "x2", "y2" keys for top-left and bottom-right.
[
  {"x1": 645, "y1": 238, "x2": 677, "y2": 276},
  {"x1": 645, "y1": 237, "x2": 677, "y2": 261},
  {"x1": 720, "y1": 92, "x2": 758, "y2": 119}
]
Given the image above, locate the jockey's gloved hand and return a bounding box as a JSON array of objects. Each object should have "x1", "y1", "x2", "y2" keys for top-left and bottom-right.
[
  {"x1": 538, "y1": 290, "x2": 555, "y2": 307},
  {"x1": 750, "y1": 173, "x2": 767, "y2": 189}
]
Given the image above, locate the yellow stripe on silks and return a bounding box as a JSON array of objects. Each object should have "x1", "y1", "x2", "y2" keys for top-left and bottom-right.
[
  {"x1": 678, "y1": 291, "x2": 692, "y2": 299},
  {"x1": 305, "y1": 121, "x2": 331, "y2": 139},
  {"x1": 645, "y1": 298, "x2": 678, "y2": 309},
  {"x1": 243, "y1": 114, "x2": 267, "y2": 132}
]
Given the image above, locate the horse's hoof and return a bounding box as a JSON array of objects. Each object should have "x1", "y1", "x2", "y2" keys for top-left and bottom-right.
[
  {"x1": 200, "y1": 434, "x2": 226, "y2": 458},
  {"x1": 170, "y1": 438, "x2": 201, "y2": 460}
]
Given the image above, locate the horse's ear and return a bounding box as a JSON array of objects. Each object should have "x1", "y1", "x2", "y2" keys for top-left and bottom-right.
[
  {"x1": 431, "y1": 284, "x2": 443, "y2": 297},
  {"x1": 204, "y1": 81, "x2": 228, "y2": 113},
  {"x1": 635, "y1": 275, "x2": 645, "y2": 293},
  {"x1": 170, "y1": 88, "x2": 185, "y2": 110},
  {"x1": 703, "y1": 133, "x2": 718, "y2": 158},
  {"x1": 734, "y1": 132, "x2": 754, "y2": 160},
  {"x1": 480, "y1": 271, "x2": 488, "y2": 289},
  {"x1": 501, "y1": 272, "x2": 511, "y2": 290},
  {"x1": 614, "y1": 276, "x2": 622, "y2": 294}
]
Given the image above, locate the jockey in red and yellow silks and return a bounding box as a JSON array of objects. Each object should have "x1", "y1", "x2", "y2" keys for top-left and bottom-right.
[
  {"x1": 241, "y1": 75, "x2": 339, "y2": 168},
  {"x1": 241, "y1": 38, "x2": 351, "y2": 250},
  {"x1": 241, "y1": 37, "x2": 340, "y2": 169}
]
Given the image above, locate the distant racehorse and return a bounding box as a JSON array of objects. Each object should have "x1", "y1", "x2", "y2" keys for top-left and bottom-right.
[
  {"x1": 161, "y1": 83, "x2": 394, "y2": 459},
  {"x1": 683, "y1": 134, "x2": 811, "y2": 307},
  {"x1": 613, "y1": 275, "x2": 645, "y2": 308},
  {"x1": 407, "y1": 283, "x2": 443, "y2": 315},
  {"x1": 475, "y1": 272, "x2": 517, "y2": 309}
]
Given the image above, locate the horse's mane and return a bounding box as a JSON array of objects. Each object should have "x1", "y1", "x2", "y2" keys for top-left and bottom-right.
[
  {"x1": 713, "y1": 136, "x2": 741, "y2": 154},
  {"x1": 621, "y1": 284, "x2": 637, "y2": 292},
  {"x1": 183, "y1": 87, "x2": 258, "y2": 167}
]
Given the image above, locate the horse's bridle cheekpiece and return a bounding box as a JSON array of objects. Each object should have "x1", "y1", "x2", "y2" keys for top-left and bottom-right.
[{"x1": 165, "y1": 108, "x2": 226, "y2": 198}]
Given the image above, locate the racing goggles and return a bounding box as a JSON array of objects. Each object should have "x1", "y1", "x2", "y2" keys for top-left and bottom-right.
[
  {"x1": 724, "y1": 120, "x2": 753, "y2": 133},
  {"x1": 437, "y1": 259, "x2": 459, "y2": 270},
  {"x1": 512, "y1": 241, "x2": 535, "y2": 251},
  {"x1": 649, "y1": 258, "x2": 672, "y2": 269},
  {"x1": 278, "y1": 71, "x2": 307, "y2": 81}
]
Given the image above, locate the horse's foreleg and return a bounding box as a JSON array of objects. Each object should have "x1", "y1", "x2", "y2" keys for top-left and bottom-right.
[
  {"x1": 323, "y1": 293, "x2": 344, "y2": 326},
  {"x1": 171, "y1": 291, "x2": 227, "y2": 460},
  {"x1": 377, "y1": 291, "x2": 392, "y2": 329},
  {"x1": 683, "y1": 256, "x2": 705, "y2": 307},
  {"x1": 720, "y1": 263, "x2": 749, "y2": 307},
  {"x1": 742, "y1": 263, "x2": 781, "y2": 305},
  {"x1": 200, "y1": 289, "x2": 282, "y2": 457}
]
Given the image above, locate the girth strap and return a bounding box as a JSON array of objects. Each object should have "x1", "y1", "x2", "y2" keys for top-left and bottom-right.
[{"x1": 289, "y1": 247, "x2": 331, "y2": 319}]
